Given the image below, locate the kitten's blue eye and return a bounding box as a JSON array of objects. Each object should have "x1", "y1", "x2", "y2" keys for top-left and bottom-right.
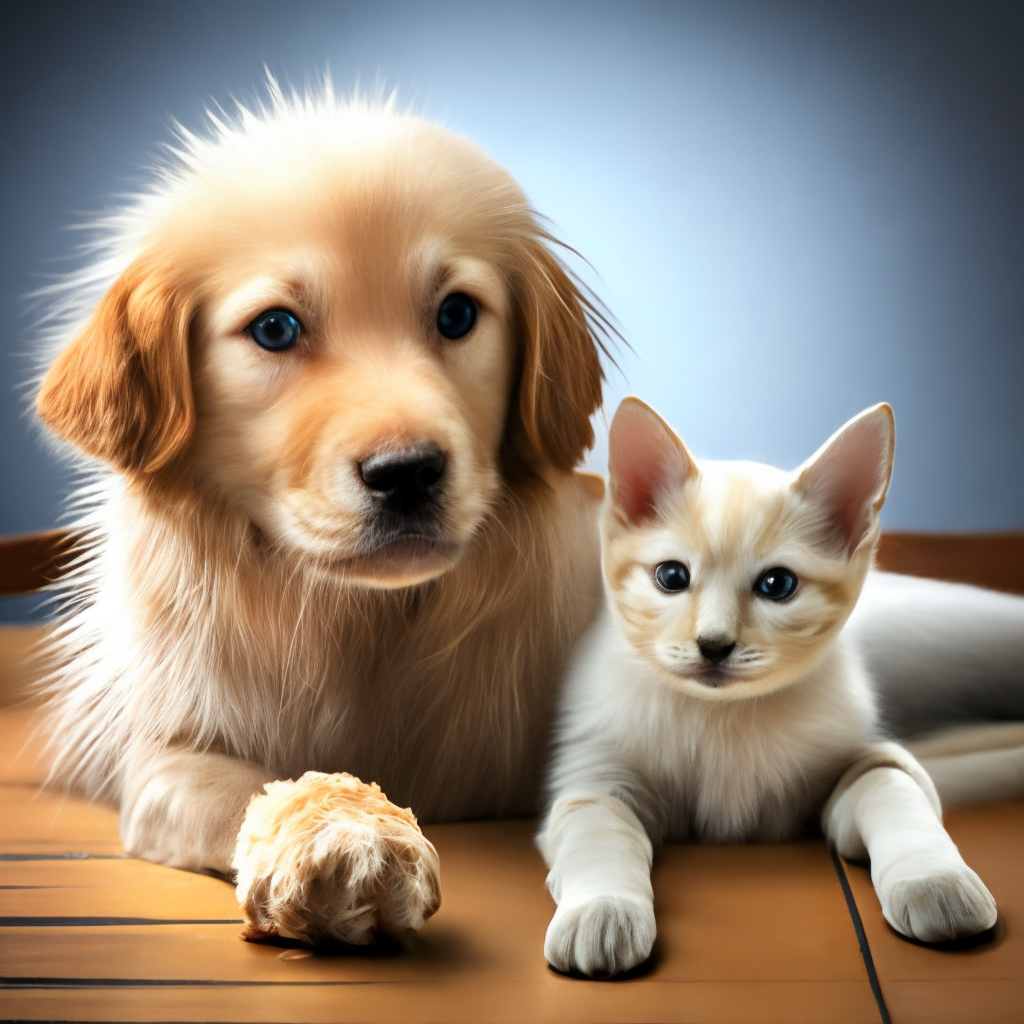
[
  {"x1": 437, "y1": 292, "x2": 478, "y2": 340},
  {"x1": 247, "y1": 309, "x2": 301, "y2": 351},
  {"x1": 654, "y1": 561, "x2": 690, "y2": 593},
  {"x1": 755, "y1": 567, "x2": 798, "y2": 601}
]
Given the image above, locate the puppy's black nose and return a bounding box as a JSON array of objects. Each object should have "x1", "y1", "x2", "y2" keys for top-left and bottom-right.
[
  {"x1": 358, "y1": 445, "x2": 446, "y2": 509},
  {"x1": 698, "y1": 637, "x2": 736, "y2": 664}
]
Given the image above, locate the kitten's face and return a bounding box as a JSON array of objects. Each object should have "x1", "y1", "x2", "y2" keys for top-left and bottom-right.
[
  {"x1": 604, "y1": 462, "x2": 866, "y2": 701},
  {"x1": 603, "y1": 398, "x2": 894, "y2": 702}
]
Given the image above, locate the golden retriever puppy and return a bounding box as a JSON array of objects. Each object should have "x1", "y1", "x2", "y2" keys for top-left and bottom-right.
[{"x1": 35, "y1": 86, "x2": 610, "y2": 943}]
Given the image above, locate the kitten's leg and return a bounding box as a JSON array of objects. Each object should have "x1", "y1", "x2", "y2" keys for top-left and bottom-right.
[
  {"x1": 906, "y1": 723, "x2": 1024, "y2": 807},
  {"x1": 538, "y1": 793, "x2": 656, "y2": 976},
  {"x1": 903, "y1": 721, "x2": 1024, "y2": 760},
  {"x1": 823, "y1": 742, "x2": 997, "y2": 942},
  {"x1": 916, "y1": 748, "x2": 1024, "y2": 807}
]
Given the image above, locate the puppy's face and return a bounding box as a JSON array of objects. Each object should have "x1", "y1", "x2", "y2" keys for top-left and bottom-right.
[
  {"x1": 185, "y1": 156, "x2": 516, "y2": 586},
  {"x1": 37, "y1": 104, "x2": 606, "y2": 588}
]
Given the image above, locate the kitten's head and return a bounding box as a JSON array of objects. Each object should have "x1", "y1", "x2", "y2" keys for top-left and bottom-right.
[{"x1": 602, "y1": 398, "x2": 895, "y2": 701}]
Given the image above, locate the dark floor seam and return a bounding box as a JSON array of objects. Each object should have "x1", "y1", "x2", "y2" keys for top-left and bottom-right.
[
  {"x1": 0, "y1": 917, "x2": 243, "y2": 927},
  {"x1": 829, "y1": 845, "x2": 892, "y2": 1024},
  {"x1": 0, "y1": 977, "x2": 372, "y2": 989},
  {"x1": 0, "y1": 853, "x2": 128, "y2": 861}
]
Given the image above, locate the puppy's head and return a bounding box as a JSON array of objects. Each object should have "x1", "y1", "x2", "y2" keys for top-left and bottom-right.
[{"x1": 37, "y1": 95, "x2": 607, "y2": 588}]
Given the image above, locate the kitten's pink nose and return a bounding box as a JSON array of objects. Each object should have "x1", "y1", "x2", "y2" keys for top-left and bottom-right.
[{"x1": 698, "y1": 637, "x2": 736, "y2": 664}]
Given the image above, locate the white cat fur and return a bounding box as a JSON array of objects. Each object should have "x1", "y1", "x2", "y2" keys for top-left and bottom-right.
[{"x1": 539, "y1": 398, "x2": 1001, "y2": 977}]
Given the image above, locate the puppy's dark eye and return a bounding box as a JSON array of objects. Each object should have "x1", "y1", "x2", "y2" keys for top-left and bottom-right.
[
  {"x1": 654, "y1": 561, "x2": 690, "y2": 593},
  {"x1": 755, "y1": 567, "x2": 798, "y2": 601},
  {"x1": 247, "y1": 309, "x2": 301, "y2": 351},
  {"x1": 437, "y1": 292, "x2": 478, "y2": 340}
]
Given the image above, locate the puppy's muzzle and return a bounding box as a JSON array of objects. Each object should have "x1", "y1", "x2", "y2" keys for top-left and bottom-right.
[{"x1": 358, "y1": 443, "x2": 446, "y2": 516}]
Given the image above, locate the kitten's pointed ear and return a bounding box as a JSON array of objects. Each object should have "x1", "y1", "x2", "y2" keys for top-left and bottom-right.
[
  {"x1": 795, "y1": 403, "x2": 895, "y2": 556},
  {"x1": 608, "y1": 397, "x2": 697, "y2": 525}
]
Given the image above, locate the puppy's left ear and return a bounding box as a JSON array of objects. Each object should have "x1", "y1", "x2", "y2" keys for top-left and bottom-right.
[
  {"x1": 37, "y1": 257, "x2": 195, "y2": 475},
  {"x1": 511, "y1": 238, "x2": 605, "y2": 472}
]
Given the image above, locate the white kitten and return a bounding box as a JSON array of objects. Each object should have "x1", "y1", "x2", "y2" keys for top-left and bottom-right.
[{"x1": 539, "y1": 397, "x2": 998, "y2": 977}]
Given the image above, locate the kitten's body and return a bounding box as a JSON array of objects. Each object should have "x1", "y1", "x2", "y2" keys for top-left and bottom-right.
[
  {"x1": 555, "y1": 611, "x2": 874, "y2": 844},
  {"x1": 540, "y1": 399, "x2": 1001, "y2": 977}
]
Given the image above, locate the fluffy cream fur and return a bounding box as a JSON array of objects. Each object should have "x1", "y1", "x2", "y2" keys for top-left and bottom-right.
[
  {"x1": 539, "y1": 398, "x2": 999, "y2": 977},
  {"x1": 34, "y1": 85, "x2": 609, "y2": 942}
]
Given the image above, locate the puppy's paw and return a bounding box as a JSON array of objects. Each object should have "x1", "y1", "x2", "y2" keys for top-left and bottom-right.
[
  {"x1": 544, "y1": 894, "x2": 656, "y2": 977},
  {"x1": 879, "y1": 860, "x2": 997, "y2": 943},
  {"x1": 233, "y1": 771, "x2": 441, "y2": 945}
]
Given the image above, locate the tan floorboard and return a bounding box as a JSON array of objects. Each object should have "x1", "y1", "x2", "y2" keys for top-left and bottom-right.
[
  {"x1": 0, "y1": 624, "x2": 51, "y2": 709},
  {"x1": 0, "y1": 785, "x2": 123, "y2": 855},
  {"x1": 880, "y1": 980, "x2": 1024, "y2": 1024},
  {"x1": 0, "y1": 705, "x2": 50, "y2": 785},
  {"x1": 0, "y1": 981, "x2": 881, "y2": 1024},
  {"x1": 0, "y1": 870, "x2": 240, "y2": 922}
]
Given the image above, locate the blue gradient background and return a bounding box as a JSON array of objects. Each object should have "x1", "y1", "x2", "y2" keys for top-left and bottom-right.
[{"x1": 3, "y1": 2, "x2": 1023, "y2": 618}]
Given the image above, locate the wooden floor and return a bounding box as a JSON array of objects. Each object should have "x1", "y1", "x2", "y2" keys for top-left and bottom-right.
[
  {"x1": 1, "y1": 529, "x2": 1023, "y2": 1023},
  {"x1": 1, "y1": 697, "x2": 1022, "y2": 1023}
]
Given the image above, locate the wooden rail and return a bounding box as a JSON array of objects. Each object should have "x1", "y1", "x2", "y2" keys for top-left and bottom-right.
[{"x1": 4, "y1": 528, "x2": 1024, "y2": 597}]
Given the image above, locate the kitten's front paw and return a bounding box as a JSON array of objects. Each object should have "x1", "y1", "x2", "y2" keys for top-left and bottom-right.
[
  {"x1": 544, "y1": 894, "x2": 656, "y2": 977},
  {"x1": 233, "y1": 772, "x2": 441, "y2": 945},
  {"x1": 878, "y1": 860, "x2": 997, "y2": 943}
]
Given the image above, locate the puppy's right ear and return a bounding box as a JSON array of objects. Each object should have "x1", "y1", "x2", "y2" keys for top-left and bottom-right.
[
  {"x1": 37, "y1": 257, "x2": 195, "y2": 475},
  {"x1": 608, "y1": 397, "x2": 697, "y2": 525}
]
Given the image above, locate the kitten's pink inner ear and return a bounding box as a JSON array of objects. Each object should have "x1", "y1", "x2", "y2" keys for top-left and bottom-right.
[
  {"x1": 795, "y1": 404, "x2": 895, "y2": 556},
  {"x1": 608, "y1": 398, "x2": 697, "y2": 525}
]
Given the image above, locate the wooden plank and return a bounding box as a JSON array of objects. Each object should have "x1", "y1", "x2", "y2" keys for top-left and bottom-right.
[
  {"x1": 0, "y1": 706, "x2": 50, "y2": 784},
  {"x1": 0, "y1": 785, "x2": 122, "y2": 854},
  {"x1": 427, "y1": 823, "x2": 874, "y2": 984},
  {"x1": 0, "y1": 699, "x2": 118, "y2": 853},
  {"x1": 880, "y1": 980, "x2": 1024, "y2": 1024},
  {"x1": 0, "y1": 530, "x2": 81, "y2": 597},
  {"x1": 875, "y1": 532, "x2": 1024, "y2": 595},
  {"x1": 0, "y1": 876, "x2": 240, "y2": 923},
  {"x1": 1, "y1": 857, "x2": 230, "y2": 891},
  {"x1": 0, "y1": 980, "x2": 882, "y2": 1024},
  {"x1": 3, "y1": 528, "x2": 1022, "y2": 602},
  {"x1": 839, "y1": 800, "x2": 1024, "y2": 1023},
  {"x1": 652, "y1": 841, "x2": 867, "y2": 982},
  {"x1": 0, "y1": 923, "x2": 458, "y2": 984},
  {"x1": 0, "y1": 626, "x2": 52, "y2": 709}
]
